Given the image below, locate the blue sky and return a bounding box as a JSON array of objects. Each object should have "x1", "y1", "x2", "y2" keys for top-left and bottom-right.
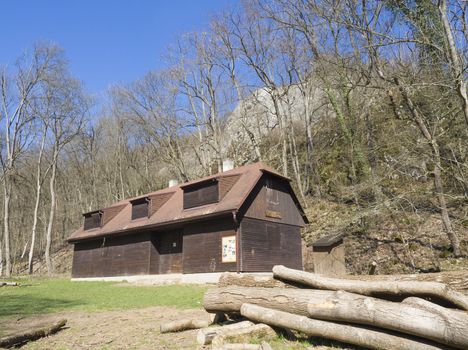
[{"x1": 0, "y1": 0, "x2": 234, "y2": 95}]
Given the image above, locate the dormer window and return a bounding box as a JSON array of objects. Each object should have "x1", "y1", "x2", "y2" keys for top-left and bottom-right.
[
  {"x1": 83, "y1": 210, "x2": 102, "y2": 230},
  {"x1": 131, "y1": 197, "x2": 149, "y2": 220},
  {"x1": 183, "y1": 179, "x2": 219, "y2": 209}
]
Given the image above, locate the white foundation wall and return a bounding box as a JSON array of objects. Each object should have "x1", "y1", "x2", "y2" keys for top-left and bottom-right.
[{"x1": 71, "y1": 272, "x2": 273, "y2": 285}]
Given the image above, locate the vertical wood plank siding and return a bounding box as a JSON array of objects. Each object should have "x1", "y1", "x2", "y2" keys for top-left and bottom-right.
[
  {"x1": 183, "y1": 217, "x2": 237, "y2": 273},
  {"x1": 152, "y1": 230, "x2": 183, "y2": 274},
  {"x1": 71, "y1": 233, "x2": 151, "y2": 277},
  {"x1": 183, "y1": 180, "x2": 219, "y2": 209},
  {"x1": 240, "y1": 217, "x2": 302, "y2": 271},
  {"x1": 242, "y1": 175, "x2": 305, "y2": 226},
  {"x1": 83, "y1": 212, "x2": 101, "y2": 230},
  {"x1": 131, "y1": 198, "x2": 148, "y2": 220}
]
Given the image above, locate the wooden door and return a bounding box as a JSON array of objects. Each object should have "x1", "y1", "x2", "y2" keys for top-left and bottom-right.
[{"x1": 156, "y1": 230, "x2": 183, "y2": 274}]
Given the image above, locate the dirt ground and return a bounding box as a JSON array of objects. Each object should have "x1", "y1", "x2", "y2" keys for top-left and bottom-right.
[
  {"x1": 1, "y1": 307, "x2": 317, "y2": 350},
  {"x1": 2, "y1": 307, "x2": 212, "y2": 350}
]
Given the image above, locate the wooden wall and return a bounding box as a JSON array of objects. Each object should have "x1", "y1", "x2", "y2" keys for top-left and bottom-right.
[
  {"x1": 182, "y1": 217, "x2": 237, "y2": 273},
  {"x1": 241, "y1": 175, "x2": 305, "y2": 227},
  {"x1": 71, "y1": 233, "x2": 151, "y2": 278},
  {"x1": 313, "y1": 244, "x2": 346, "y2": 276},
  {"x1": 240, "y1": 217, "x2": 302, "y2": 272},
  {"x1": 151, "y1": 230, "x2": 183, "y2": 274}
]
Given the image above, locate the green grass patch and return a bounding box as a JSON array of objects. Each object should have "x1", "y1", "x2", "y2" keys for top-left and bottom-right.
[{"x1": 0, "y1": 277, "x2": 208, "y2": 320}]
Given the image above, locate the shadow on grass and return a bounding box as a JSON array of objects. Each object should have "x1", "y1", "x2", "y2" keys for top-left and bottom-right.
[{"x1": 0, "y1": 294, "x2": 83, "y2": 318}]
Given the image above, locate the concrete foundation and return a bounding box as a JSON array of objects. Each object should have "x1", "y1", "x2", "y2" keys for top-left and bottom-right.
[{"x1": 71, "y1": 272, "x2": 273, "y2": 285}]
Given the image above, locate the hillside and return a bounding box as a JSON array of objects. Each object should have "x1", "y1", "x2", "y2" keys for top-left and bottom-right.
[{"x1": 302, "y1": 198, "x2": 467, "y2": 275}]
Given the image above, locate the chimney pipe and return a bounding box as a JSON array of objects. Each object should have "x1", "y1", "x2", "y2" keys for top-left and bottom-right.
[
  {"x1": 222, "y1": 159, "x2": 234, "y2": 172},
  {"x1": 168, "y1": 179, "x2": 179, "y2": 187}
]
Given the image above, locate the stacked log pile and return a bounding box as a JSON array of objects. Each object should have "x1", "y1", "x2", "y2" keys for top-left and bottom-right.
[{"x1": 202, "y1": 266, "x2": 468, "y2": 350}]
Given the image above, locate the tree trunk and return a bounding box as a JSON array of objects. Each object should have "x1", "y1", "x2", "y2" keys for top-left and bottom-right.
[
  {"x1": 270, "y1": 92, "x2": 288, "y2": 177},
  {"x1": 28, "y1": 131, "x2": 46, "y2": 274},
  {"x1": 395, "y1": 78, "x2": 461, "y2": 256},
  {"x1": 240, "y1": 303, "x2": 447, "y2": 350},
  {"x1": 272, "y1": 265, "x2": 468, "y2": 310},
  {"x1": 438, "y1": 0, "x2": 468, "y2": 128},
  {"x1": 159, "y1": 319, "x2": 210, "y2": 333},
  {"x1": 197, "y1": 321, "x2": 255, "y2": 345},
  {"x1": 432, "y1": 142, "x2": 461, "y2": 256},
  {"x1": 2, "y1": 181, "x2": 12, "y2": 277},
  {"x1": 45, "y1": 149, "x2": 58, "y2": 275},
  {"x1": 0, "y1": 319, "x2": 66, "y2": 348},
  {"x1": 0, "y1": 242, "x2": 3, "y2": 276}
]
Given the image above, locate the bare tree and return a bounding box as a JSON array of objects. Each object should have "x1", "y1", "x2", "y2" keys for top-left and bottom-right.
[
  {"x1": 0, "y1": 44, "x2": 61, "y2": 276},
  {"x1": 43, "y1": 68, "x2": 88, "y2": 274},
  {"x1": 111, "y1": 70, "x2": 190, "y2": 182}
]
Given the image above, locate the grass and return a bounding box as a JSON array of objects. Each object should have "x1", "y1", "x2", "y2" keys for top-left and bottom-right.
[{"x1": 0, "y1": 277, "x2": 209, "y2": 320}]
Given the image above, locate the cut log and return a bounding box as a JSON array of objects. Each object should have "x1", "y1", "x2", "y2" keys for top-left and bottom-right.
[
  {"x1": 346, "y1": 270, "x2": 468, "y2": 292},
  {"x1": 240, "y1": 304, "x2": 447, "y2": 350},
  {"x1": 218, "y1": 272, "x2": 294, "y2": 288},
  {"x1": 0, "y1": 282, "x2": 18, "y2": 287},
  {"x1": 0, "y1": 319, "x2": 67, "y2": 348},
  {"x1": 273, "y1": 265, "x2": 468, "y2": 310},
  {"x1": 197, "y1": 320, "x2": 255, "y2": 345},
  {"x1": 204, "y1": 286, "x2": 468, "y2": 349},
  {"x1": 159, "y1": 318, "x2": 210, "y2": 333},
  {"x1": 203, "y1": 286, "x2": 333, "y2": 315},
  {"x1": 211, "y1": 324, "x2": 276, "y2": 349},
  {"x1": 306, "y1": 290, "x2": 468, "y2": 349}
]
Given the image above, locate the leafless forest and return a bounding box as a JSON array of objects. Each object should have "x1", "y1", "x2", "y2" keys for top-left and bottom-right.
[{"x1": 0, "y1": 0, "x2": 467, "y2": 277}]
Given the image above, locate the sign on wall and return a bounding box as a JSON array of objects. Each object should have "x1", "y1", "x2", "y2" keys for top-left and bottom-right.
[{"x1": 222, "y1": 235, "x2": 236, "y2": 263}]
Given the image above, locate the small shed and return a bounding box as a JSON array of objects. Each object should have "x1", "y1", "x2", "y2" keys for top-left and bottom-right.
[
  {"x1": 68, "y1": 162, "x2": 309, "y2": 278},
  {"x1": 312, "y1": 233, "x2": 346, "y2": 276}
]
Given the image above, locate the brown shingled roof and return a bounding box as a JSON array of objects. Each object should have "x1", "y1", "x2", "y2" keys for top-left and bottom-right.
[{"x1": 68, "y1": 162, "x2": 304, "y2": 242}]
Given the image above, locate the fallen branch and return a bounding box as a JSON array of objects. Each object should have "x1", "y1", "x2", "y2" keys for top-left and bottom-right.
[
  {"x1": 159, "y1": 319, "x2": 210, "y2": 333},
  {"x1": 211, "y1": 324, "x2": 276, "y2": 349},
  {"x1": 197, "y1": 320, "x2": 254, "y2": 345},
  {"x1": 240, "y1": 304, "x2": 447, "y2": 350},
  {"x1": 0, "y1": 282, "x2": 18, "y2": 287},
  {"x1": 273, "y1": 265, "x2": 468, "y2": 310},
  {"x1": 0, "y1": 319, "x2": 67, "y2": 348}
]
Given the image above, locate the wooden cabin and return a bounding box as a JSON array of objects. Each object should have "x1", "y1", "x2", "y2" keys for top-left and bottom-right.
[{"x1": 68, "y1": 162, "x2": 308, "y2": 278}]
